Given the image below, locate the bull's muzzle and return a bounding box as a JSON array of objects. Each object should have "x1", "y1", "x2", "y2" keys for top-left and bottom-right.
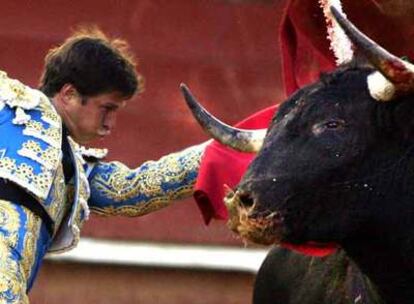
[{"x1": 224, "y1": 184, "x2": 283, "y2": 245}]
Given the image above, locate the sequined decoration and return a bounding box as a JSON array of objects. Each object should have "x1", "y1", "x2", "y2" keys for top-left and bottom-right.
[
  {"x1": 0, "y1": 76, "x2": 62, "y2": 202},
  {"x1": 0, "y1": 156, "x2": 53, "y2": 202},
  {"x1": 18, "y1": 140, "x2": 60, "y2": 171}
]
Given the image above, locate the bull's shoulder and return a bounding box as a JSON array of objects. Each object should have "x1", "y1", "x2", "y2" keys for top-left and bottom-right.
[{"x1": 253, "y1": 247, "x2": 383, "y2": 304}]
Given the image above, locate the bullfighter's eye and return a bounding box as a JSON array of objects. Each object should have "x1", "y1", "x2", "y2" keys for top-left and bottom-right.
[{"x1": 312, "y1": 119, "x2": 346, "y2": 135}]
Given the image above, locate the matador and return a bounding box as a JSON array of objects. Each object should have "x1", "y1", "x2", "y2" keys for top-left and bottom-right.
[{"x1": 0, "y1": 27, "x2": 205, "y2": 302}]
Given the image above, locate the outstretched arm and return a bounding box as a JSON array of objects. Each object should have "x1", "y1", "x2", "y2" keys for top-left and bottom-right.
[{"x1": 87, "y1": 143, "x2": 207, "y2": 216}]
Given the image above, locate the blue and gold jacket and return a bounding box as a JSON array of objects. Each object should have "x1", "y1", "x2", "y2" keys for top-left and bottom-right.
[{"x1": 0, "y1": 71, "x2": 204, "y2": 253}]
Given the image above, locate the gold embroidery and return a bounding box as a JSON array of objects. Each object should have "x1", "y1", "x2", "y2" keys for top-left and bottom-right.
[
  {"x1": 48, "y1": 165, "x2": 67, "y2": 231},
  {"x1": 38, "y1": 101, "x2": 61, "y2": 128},
  {"x1": 1, "y1": 78, "x2": 61, "y2": 150},
  {"x1": 91, "y1": 198, "x2": 176, "y2": 217},
  {"x1": 0, "y1": 203, "x2": 20, "y2": 249},
  {"x1": 21, "y1": 208, "x2": 42, "y2": 286},
  {"x1": 0, "y1": 240, "x2": 26, "y2": 304},
  {"x1": 23, "y1": 120, "x2": 60, "y2": 148},
  {"x1": 0, "y1": 156, "x2": 70, "y2": 236},
  {"x1": 18, "y1": 140, "x2": 61, "y2": 170},
  {"x1": 0, "y1": 82, "x2": 62, "y2": 217},
  {"x1": 0, "y1": 72, "x2": 40, "y2": 111},
  {"x1": 0, "y1": 200, "x2": 37, "y2": 304},
  {"x1": 90, "y1": 145, "x2": 203, "y2": 216},
  {"x1": 0, "y1": 156, "x2": 52, "y2": 201}
]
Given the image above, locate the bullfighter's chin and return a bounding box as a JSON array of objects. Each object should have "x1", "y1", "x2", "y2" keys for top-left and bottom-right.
[{"x1": 224, "y1": 186, "x2": 283, "y2": 246}]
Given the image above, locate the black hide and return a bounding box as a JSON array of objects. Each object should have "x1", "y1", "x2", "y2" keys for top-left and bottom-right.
[{"x1": 253, "y1": 247, "x2": 383, "y2": 304}]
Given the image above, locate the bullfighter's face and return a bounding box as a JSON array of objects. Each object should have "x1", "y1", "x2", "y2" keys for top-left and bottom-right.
[{"x1": 54, "y1": 84, "x2": 128, "y2": 144}]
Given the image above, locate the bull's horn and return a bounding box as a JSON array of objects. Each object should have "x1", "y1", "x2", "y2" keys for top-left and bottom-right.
[
  {"x1": 180, "y1": 84, "x2": 266, "y2": 153},
  {"x1": 331, "y1": 6, "x2": 414, "y2": 101}
]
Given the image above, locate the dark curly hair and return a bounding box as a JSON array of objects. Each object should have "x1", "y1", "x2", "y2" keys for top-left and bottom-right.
[{"x1": 39, "y1": 26, "x2": 144, "y2": 99}]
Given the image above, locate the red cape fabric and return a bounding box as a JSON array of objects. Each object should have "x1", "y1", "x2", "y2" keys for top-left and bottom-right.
[{"x1": 194, "y1": 0, "x2": 414, "y2": 225}]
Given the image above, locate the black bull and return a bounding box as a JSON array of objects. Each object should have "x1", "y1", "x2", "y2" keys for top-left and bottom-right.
[{"x1": 181, "y1": 7, "x2": 414, "y2": 304}]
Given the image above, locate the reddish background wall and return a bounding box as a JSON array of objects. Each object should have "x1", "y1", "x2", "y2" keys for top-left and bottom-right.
[
  {"x1": 0, "y1": 1, "x2": 288, "y2": 303},
  {"x1": 0, "y1": 0, "x2": 285, "y2": 245}
]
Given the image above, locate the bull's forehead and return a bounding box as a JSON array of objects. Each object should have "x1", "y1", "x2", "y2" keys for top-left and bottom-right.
[{"x1": 273, "y1": 67, "x2": 374, "y2": 128}]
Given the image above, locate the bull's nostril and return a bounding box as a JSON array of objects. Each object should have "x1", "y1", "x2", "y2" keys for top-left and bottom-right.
[{"x1": 239, "y1": 193, "x2": 255, "y2": 208}]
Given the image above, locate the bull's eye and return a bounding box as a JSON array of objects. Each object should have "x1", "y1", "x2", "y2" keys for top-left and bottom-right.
[
  {"x1": 325, "y1": 121, "x2": 341, "y2": 129},
  {"x1": 312, "y1": 119, "x2": 346, "y2": 135}
]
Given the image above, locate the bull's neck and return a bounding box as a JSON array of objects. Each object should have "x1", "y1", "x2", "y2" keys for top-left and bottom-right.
[
  {"x1": 340, "y1": 141, "x2": 414, "y2": 303},
  {"x1": 343, "y1": 234, "x2": 414, "y2": 304},
  {"x1": 342, "y1": 154, "x2": 414, "y2": 303}
]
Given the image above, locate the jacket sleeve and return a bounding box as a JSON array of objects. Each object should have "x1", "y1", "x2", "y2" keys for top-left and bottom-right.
[{"x1": 87, "y1": 143, "x2": 207, "y2": 216}]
